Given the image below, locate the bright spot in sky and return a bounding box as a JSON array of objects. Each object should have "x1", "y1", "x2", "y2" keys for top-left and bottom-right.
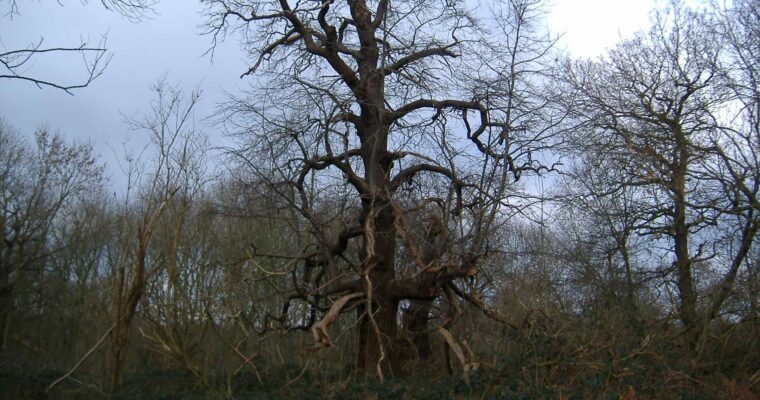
[{"x1": 548, "y1": 0, "x2": 656, "y2": 58}]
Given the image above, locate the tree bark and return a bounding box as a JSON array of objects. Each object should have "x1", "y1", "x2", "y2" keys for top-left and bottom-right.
[
  {"x1": 110, "y1": 232, "x2": 147, "y2": 391},
  {"x1": 672, "y1": 127, "x2": 698, "y2": 350},
  {"x1": 353, "y1": 98, "x2": 403, "y2": 372},
  {"x1": 356, "y1": 197, "x2": 399, "y2": 375}
]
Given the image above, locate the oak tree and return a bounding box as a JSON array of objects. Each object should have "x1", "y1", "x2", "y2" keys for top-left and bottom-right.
[{"x1": 204, "y1": 0, "x2": 558, "y2": 377}]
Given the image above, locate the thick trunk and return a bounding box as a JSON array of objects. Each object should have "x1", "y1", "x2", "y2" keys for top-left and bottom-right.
[
  {"x1": 356, "y1": 293, "x2": 399, "y2": 374},
  {"x1": 355, "y1": 115, "x2": 399, "y2": 376},
  {"x1": 356, "y1": 200, "x2": 399, "y2": 375}
]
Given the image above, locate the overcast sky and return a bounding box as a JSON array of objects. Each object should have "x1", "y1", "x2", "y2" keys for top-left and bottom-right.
[{"x1": 0, "y1": 0, "x2": 657, "y2": 189}]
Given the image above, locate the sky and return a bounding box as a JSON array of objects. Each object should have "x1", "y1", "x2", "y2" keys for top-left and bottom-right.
[
  {"x1": 0, "y1": 0, "x2": 657, "y2": 189},
  {"x1": 548, "y1": 0, "x2": 656, "y2": 58}
]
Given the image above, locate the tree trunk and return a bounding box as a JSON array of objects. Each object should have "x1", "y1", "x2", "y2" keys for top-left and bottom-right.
[
  {"x1": 0, "y1": 284, "x2": 11, "y2": 352},
  {"x1": 672, "y1": 130, "x2": 698, "y2": 350},
  {"x1": 110, "y1": 319, "x2": 128, "y2": 391},
  {"x1": 674, "y1": 232, "x2": 697, "y2": 349},
  {"x1": 110, "y1": 233, "x2": 147, "y2": 391},
  {"x1": 403, "y1": 300, "x2": 433, "y2": 360},
  {"x1": 356, "y1": 294, "x2": 399, "y2": 375},
  {"x1": 0, "y1": 243, "x2": 15, "y2": 353},
  {"x1": 354, "y1": 103, "x2": 398, "y2": 376},
  {"x1": 356, "y1": 199, "x2": 399, "y2": 376}
]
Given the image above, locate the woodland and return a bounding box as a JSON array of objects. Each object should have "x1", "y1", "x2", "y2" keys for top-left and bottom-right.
[{"x1": 1, "y1": 0, "x2": 759, "y2": 398}]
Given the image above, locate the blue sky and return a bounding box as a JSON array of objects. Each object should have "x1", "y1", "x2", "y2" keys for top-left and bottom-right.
[{"x1": 0, "y1": 0, "x2": 657, "y2": 189}]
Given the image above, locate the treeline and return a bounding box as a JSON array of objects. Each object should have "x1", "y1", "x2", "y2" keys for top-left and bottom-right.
[{"x1": 2, "y1": 0, "x2": 759, "y2": 399}]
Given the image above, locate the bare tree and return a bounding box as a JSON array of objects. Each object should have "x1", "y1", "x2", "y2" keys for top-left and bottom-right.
[
  {"x1": 555, "y1": 2, "x2": 759, "y2": 351},
  {"x1": 4, "y1": 0, "x2": 156, "y2": 19},
  {"x1": 694, "y1": 0, "x2": 760, "y2": 353},
  {"x1": 107, "y1": 79, "x2": 202, "y2": 390},
  {"x1": 0, "y1": 121, "x2": 104, "y2": 354},
  {"x1": 203, "y1": 0, "x2": 559, "y2": 377},
  {"x1": 1, "y1": 0, "x2": 157, "y2": 93},
  {"x1": 45, "y1": 79, "x2": 203, "y2": 394},
  {"x1": 555, "y1": 152, "x2": 648, "y2": 327},
  {"x1": 135, "y1": 93, "x2": 219, "y2": 391}
]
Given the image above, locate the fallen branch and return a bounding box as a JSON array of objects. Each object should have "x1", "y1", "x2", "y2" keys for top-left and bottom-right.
[
  {"x1": 437, "y1": 326, "x2": 479, "y2": 384},
  {"x1": 205, "y1": 308, "x2": 263, "y2": 384},
  {"x1": 447, "y1": 283, "x2": 517, "y2": 330},
  {"x1": 46, "y1": 322, "x2": 117, "y2": 393}
]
